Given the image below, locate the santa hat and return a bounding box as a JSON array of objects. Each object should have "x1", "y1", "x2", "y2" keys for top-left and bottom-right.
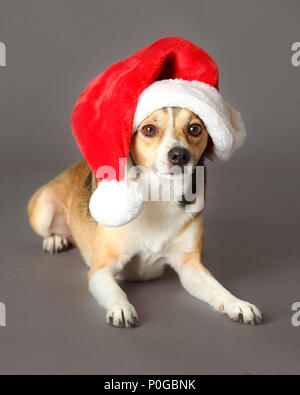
[{"x1": 71, "y1": 37, "x2": 246, "y2": 227}]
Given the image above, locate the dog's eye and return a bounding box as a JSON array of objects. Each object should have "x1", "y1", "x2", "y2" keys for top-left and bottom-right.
[
  {"x1": 142, "y1": 124, "x2": 158, "y2": 137},
  {"x1": 188, "y1": 124, "x2": 202, "y2": 137}
]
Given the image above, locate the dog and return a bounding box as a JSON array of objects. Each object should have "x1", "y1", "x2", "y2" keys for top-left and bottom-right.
[{"x1": 28, "y1": 107, "x2": 263, "y2": 328}]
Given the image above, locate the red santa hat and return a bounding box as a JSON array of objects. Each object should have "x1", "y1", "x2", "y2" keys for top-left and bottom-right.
[{"x1": 71, "y1": 37, "x2": 246, "y2": 227}]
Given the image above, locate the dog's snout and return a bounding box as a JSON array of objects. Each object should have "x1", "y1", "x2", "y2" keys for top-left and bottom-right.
[{"x1": 168, "y1": 147, "x2": 190, "y2": 167}]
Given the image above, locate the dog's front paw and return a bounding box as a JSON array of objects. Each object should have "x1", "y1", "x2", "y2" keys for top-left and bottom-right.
[
  {"x1": 106, "y1": 303, "x2": 139, "y2": 328},
  {"x1": 223, "y1": 299, "x2": 263, "y2": 325}
]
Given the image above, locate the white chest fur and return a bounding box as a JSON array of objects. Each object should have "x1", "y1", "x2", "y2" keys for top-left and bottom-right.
[
  {"x1": 125, "y1": 199, "x2": 192, "y2": 255},
  {"x1": 116, "y1": 199, "x2": 195, "y2": 282},
  {"x1": 123, "y1": 166, "x2": 198, "y2": 260}
]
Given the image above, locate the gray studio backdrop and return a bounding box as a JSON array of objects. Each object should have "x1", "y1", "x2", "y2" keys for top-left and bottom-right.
[{"x1": 0, "y1": 0, "x2": 299, "y2": 375}]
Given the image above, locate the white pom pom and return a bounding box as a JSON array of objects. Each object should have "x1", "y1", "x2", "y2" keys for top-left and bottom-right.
[{"x1": 89, "y1": 180, "x2": 144, "y2": 227}]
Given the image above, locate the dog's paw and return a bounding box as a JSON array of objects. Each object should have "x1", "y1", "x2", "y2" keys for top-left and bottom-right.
[
  {"x1": 43, "y1": 235, "x2": 70, "y2": 254},
  {"x1": 222, "y1": 299, "x2": 263, "y2": 325},
  {"x1": 106, "y1": 303, "x2": 139, "y2": 329}
]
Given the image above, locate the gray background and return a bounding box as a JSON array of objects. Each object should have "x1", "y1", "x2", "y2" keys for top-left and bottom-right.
[{"x1": 0, "y1": 0, "x2": 299, "y2": 375}]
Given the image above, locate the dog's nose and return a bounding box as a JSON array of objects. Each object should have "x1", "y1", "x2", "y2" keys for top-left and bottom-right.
[{"x1": 168, "y1": 147, "x2": 190, "y2": 167}]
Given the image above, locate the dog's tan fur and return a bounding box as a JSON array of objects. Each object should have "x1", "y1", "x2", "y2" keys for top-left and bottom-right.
[{"x1": 28, "y1": 107, "x2": 262, "y2": 328}]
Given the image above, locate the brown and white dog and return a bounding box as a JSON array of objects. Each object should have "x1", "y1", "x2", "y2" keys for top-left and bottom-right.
[{"x1": 28, "y1": 107, "x2": 263, "y2": 328}]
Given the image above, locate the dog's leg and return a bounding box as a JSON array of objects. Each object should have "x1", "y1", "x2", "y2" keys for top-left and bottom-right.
[
  {"x1": 169, "y1": 214, "x2": 262, "y2": 325},
  {"x1": 88, "y1": 229, "x2": 138, "y2": 328},
  {"x1": 28, "y1": 185, "x2": 72, "y2": 254},
  {"x1": 174, "y1": 254, "x2": 263, "y2": 325},
  {"x1": 89, "y1": 266, "x2": 139, "y2": 328}
]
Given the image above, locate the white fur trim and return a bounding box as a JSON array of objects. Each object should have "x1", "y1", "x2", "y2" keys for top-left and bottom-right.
[
  {"x1": 89, "y1": 180, "x2": 144, "y2": 227},
  {"x1": 133, "y1": 79, "x2": 246, "y2": 161}
]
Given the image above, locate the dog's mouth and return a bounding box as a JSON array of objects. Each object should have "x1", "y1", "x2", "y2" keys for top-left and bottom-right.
[{"x1": 151, "y1": 164, "x2": 194, "y2": 179}]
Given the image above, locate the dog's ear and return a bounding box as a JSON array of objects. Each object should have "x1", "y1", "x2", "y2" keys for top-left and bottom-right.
[{"x1": 206, "y1": 136, "x2": 214, "y2": 154}]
